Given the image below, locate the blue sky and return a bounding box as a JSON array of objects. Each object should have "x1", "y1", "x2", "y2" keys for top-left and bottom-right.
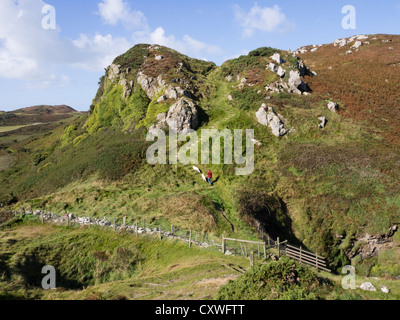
[{"x1": 0, "y1": 0, "x2": 399, "y2": 111}]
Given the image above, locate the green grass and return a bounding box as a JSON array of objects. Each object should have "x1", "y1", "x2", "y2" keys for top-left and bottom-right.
[
  {"x1": 0, "y1": 125, "x2": 34, "y2": 133},
  {"x1": 0, "y1": 220, "x2": 250, "y2": 300}
]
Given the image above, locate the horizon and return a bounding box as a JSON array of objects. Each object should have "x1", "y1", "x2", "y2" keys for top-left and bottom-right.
[{"x1": 0, "y1": 0, "x2": 399, "y2": 112}]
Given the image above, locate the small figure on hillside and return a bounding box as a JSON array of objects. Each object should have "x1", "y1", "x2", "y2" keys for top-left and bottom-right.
[{"x1": 207, "y1": 170, "x2": 213, "y2": 186}]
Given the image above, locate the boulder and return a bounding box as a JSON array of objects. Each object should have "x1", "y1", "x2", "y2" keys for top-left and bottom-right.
[
  {"x1": 360, "y1": 282, "x2": 376, "y2": 292},
  {"x1": 271, "y1": 53, "x2": 283, "y2": 65},
  {"x1": 155, "y1": 55, "x2": 164, "y2": 60},
  {"x1": 166, "y1": 98, "x2": 199, "y2": 134},
  {"x1": 380, "y1": 286, "x2": 390, "y2": 294},
  {"x1": 318, "y1": 116, "x2": 327, "y2": 129},
  {"x1": 228, "y1": 95, "x2": 233, "y2": 101},
  {"x1": 277, "y1": 66, "x2": 286, "y2": 78},
  {"x1": 288, "y1": 70, "x2": 308, "y2": 94},
  {"x1": 327, "y1": 101, "x2": 338, "y2": 112},
  {"x1": 256, "y1": 106, "x2": 288, "y2": 137},
  {"x1": 255, "y1": 106, "x2": 269, "y2": 126}
]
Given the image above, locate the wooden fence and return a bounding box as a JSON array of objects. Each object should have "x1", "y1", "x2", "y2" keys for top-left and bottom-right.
[
  {"x1": 222, "y1": 235, "x2": 330, "y2": 272},
  {"x1": 284, "y1": 243, "x2": 331, "y2": 272}
]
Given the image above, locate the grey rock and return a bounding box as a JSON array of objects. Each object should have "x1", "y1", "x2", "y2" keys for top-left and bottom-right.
[
  {"x1": 327, "y1": 101, "x2": 338, "y2": 112},
  {"x1": 166, "y1": 98, "x2": 199, "y2": 134},
  {"x1": 277, "y1": 66, "x2": 286, "y2": 78},
  {"x1": 256, "y1": 106, "x2": 288, "y2": 137},
  {"x1": 380, "y1": 286, "x2": 390, "y2": 294},
  {"x1": 360, "y1": 282, "x2": 376, "y2": 291},
  {"x1": 318, "y1": 116, "x2": 327, "y2": 129},
  {"x1": 288, "y1": 70, "x2": 308, "y2": 94},
  {"x1": 271, "y1": 53, "x2": 283, "y2": 65},
  {"x1": 268, "y1": 62, "x2": 277, "y2": 73}
]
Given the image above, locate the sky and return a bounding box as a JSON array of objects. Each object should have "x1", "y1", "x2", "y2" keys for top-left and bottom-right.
[{"x1": 0, "y1": 0, "x2": 399, "y2": 111}]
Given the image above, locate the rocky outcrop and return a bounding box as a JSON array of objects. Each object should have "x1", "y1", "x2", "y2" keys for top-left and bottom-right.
[
  {"x1": 288, "y1": 70, "x2": 309, "y2": 94},
  {"x1": 345, "y1": 225, "x2": 398, "y2": 261},
  {"x1": 271, "y1": 53, "x2": 284, "y2": 65},
  {"x1": 297, "y1": 60, "x2": 312, "y2": 77},
  {"x1": 256, "y1": 105, "x2": 288, "y2": 137},
  {"x1": 149, "y1": 98, "x2": 200, "y2": 135},
  {"x1": 137, "y1": 72, "x2": 166, "y2": 99},
  {"x1": 360, "y1": 282, "x2": 376, "y2": 292},
  {"x1": 166, "y1": 98, "x2": 199, "y2": 134},
  {"x1": 108, "y1": 64, "x2": 121, "y2": 82},
  {"x1": 277, "y1": 66, "x2": 286, "y2": 78},
  {"x1": 119, "y1": 79, "x2": 134, "y2": 99}
]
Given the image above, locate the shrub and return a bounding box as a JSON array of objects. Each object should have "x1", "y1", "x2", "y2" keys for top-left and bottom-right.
[{"x1": 217, "y1": 257, "x2": 327, "y2": 300}]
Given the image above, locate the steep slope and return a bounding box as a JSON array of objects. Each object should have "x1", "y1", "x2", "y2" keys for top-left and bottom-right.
[{"x1": 298, "y1": 34, "x2": 400, "y2": 145}]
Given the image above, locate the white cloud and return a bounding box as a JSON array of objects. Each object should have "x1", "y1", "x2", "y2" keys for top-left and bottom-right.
[
  {"x1": 0, "y1": 0, "x2": 134, "y2": 85},
  {"x1": 233, "y1": 4, "x2": 293, "y2": 37},
  {"x1": 0, "y1": 0, "x2": 221, "y2": 88},
  {"x1": 97, "y1": 0, "x2": 149, "y2": 31},
  {"x1": 136, "y1": 27, "x2": 222, "y2": 61},
  {"x1": 72, "y1": 33, "x2": 131, "y2": 71}
]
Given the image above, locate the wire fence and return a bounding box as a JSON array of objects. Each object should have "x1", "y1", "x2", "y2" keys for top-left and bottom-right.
[{"x1": 2, "y1": 208, "x2": 331, "y2": 271}]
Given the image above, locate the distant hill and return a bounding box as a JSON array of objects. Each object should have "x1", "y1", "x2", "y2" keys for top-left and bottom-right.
[{"x1": 0, "y1": 105, "x2": 79, "y2": 126}]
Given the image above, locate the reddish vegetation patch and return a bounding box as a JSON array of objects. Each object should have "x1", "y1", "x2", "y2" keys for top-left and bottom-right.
[{"x1": 300, "y1": 34, "x2": 400, "y2": 145}]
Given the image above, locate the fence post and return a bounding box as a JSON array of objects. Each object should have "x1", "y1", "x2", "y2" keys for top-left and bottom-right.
[
  {"x1": 300, "y1": 246, "x2": 302, "y2": 264},
  {"x1": 41, "y1": 211, "x2": 44, "y2": 224},
  {"x1": 123, "y1": 216, "x2": 126, "y2": 229},
  {"x1": 221, "y1": 234, "x2": 225, "y2": 254},
  {"x1": 189, "y1": 229, "x2": 192, "y2": 248},
  {"x1": 316, "y1": 254, "x2": 319, "y2": 272},
  {"x1": 171, "y1": 225, "x2": 174, "y2": 236},
  {"x1": 244, "y1": 243, "x2": 248, "y2": 257},
  {"x1": 263, "y1": 242, "x2": 267, "y2": 261},
  {"x1": 267, "y1": 237, "x2": 270, "y2": 247},
  {"x1": 250, "y1": 251, "x2": 254, "y2": 267},
  {"x1": 277, "y1": 237, "x2": 280, "y2": 258},
  {"x1": 135, "y1": 221, "x2": 138, "y2": 237}
]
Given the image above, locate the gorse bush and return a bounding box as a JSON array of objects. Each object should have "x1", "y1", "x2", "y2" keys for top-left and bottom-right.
[{"x1": 217, "y1": 257, "x2": 328, "y2": 300}]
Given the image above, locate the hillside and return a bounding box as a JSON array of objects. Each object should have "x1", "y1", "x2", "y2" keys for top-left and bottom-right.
[
  {"x1": 0, "y1": 36, "x2": 399, "y2": 295},
  {"x1": 0, "y1": 105, "x2": 78, "y2": 126}
]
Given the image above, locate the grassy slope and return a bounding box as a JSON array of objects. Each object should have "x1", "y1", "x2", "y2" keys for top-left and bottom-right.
[
  {"x1": 1, "y1": 219, "x2": 399, "y2": 300},
  {"x1": 0, "y1": 41, "x2": 399, "y2": 280}
]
